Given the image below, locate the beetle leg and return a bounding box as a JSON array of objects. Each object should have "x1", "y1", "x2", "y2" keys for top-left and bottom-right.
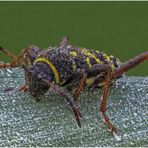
[
  {"x1": 0, "y1": 47, "x2": 20, "y2": 68},
  {"x1": 63, "y1": 64, "x2": 109, "y2": 101},
  {"x1": 71, "y1": 70, "x2": 86, "y2": 118},
  {"x1": 18, "y1": 84, "x2": 29, "y2": 92},
  {"x1": 61, "y1": 69, "x2": 86, "y2": 117},
  {"x1": 73, "y1": 70, "x2": 87, "y2": 102},
  {"x1": 42, "y1": 79, "x2": 81, "y2": 127},
  {"x1": 111, "y1": 52, "x2": 148, "y2": 80},
  {"x1": 4, "y1": 84, "x2": 28, "y2": 93},
  {"x1": 68, "y1": 64, "x2": 116, "y2": 133},
  {"x1": 62, "y1": 70, "x2": 86, "y2": 100},
  {"x1": 72, "y1": 64, "x2": 116, "y2": 132},
  {"x1": 100, "y1": 70, "x2": 117, "y2": 134},
  {"x1": 51, "y1": 83, "x2": 81, "y2": 127},
  {"x1": 100, "y1": 52, "x2": 148, "y2": 134}
]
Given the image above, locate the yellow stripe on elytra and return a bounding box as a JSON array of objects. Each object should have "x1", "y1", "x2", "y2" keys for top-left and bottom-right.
[
  {"x1": 35, "y1": 58, "x2": 60, "y2": 84},
  {"x1": 72, "y1": 61, "x2": 77, "y2": 70},
  {"x1": 103, "y1": 54, "x2": 110, "y2": 62},
  {"x1": 70, "y1": 51, "x2": 77, "y2": 56},
  {"x1": 104, "y1": 54, "x2": 116, "y2": 70},
  {"x1": 86, "y1": 57, "x2": 92, "y2": 68},
  {"x1": 82, "y1": 48, "x2": 101, "y2": 64}
]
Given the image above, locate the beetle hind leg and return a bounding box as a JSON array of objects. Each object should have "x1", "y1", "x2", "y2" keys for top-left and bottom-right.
[
  {"x1": 111, "y1": 51, "x2": 148, "y2": 79},
  {"x1": 99, "y1": 51, "x2": 148, "y2": 137}
]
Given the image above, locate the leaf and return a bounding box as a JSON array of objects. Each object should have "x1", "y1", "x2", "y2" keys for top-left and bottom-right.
[{"x1": 0, "y1": 68, "x2": 147, "y2": 146}]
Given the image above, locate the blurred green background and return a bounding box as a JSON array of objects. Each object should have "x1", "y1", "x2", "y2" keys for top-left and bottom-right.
[{"x1": 0, "y1": 2, "x2": 147, "y2": 76}]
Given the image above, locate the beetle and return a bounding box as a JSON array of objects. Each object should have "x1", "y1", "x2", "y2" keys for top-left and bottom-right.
[{"x1": 0, "y1": 36, "x2": 148, "y2": 137}]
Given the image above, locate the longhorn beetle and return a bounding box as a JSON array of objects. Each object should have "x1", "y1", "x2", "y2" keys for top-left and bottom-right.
[{"x1": 0, "y1": 37, "x2": 148, "y2": 137}]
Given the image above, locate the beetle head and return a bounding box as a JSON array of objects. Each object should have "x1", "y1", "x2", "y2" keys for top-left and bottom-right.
[{"x1": 24, "y1": 64, "x2": 50, "y2": 100}]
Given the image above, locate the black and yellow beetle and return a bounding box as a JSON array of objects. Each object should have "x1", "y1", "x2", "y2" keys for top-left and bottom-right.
[{"x1": 0, "y1": 36, "x2": 147, "y2": 136}]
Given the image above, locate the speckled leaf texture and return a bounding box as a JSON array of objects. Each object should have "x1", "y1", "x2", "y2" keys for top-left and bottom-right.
[{"x1": 0, "y1": 68, "x2": 147, "y2": 146}]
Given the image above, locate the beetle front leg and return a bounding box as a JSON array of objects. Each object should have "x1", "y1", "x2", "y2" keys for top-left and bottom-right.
[{"x1": 42, "y1": 79, "x2": 81, "y2": 127}]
